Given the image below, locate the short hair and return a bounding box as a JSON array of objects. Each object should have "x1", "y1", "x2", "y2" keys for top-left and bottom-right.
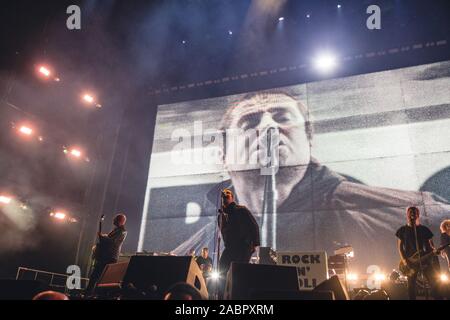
[
  {"x1": 202, "y1": 247, "x2": 209, "y2": 252},
  {"x1": 114, "y1": 214, "x2": 127, "y2": 225},
  {"x1": 163, "y1": 282, "x2": 204, "y2": 300},
  {"x1": 219, "y1": 90, "x2": 313, "y2": 141},
  {"x1": 407, "y1": 206, "x2": 420, "y2": 215},
  {"x1": 440, "y1": 219, "x2": 450, "y2": 233},
  {"x1": 223, "y1": 188, "x2": 234, "y2": 198}
]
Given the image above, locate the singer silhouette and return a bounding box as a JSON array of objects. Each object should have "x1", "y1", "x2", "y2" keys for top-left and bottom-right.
[{"x1": 217, "y1": 188, "x2": 260, "y2": 299}]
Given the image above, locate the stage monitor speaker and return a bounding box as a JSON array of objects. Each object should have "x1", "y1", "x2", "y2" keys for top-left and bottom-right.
[
  {"x1": 97, "y1": 261, "x2": 130, "y2": 290},
  {"x1": 0, "y1": 280, "x2": 47, "y2": 300},
  {"x1": 381, "y1": 282, "x2": 408, "y2": 300},
  {"x1": 121, "y1": 256, "x2": 208, "y2": 299},
  {"x1": 313, "y1": 275, "x2": 350, "y2": 300},
  {"x1": 224, "y1": 263, "x2": 299, "y2": 300}
]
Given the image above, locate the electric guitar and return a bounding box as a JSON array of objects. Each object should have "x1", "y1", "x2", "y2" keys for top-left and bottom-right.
[
  {"x1": 399, "y1": 243, "x2": 450, "y2": 277},
  {"x1": 91, "y1": 214, "x2": 105, "y2": 262}
]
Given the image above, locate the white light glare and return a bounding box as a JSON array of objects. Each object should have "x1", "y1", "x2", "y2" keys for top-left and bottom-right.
[
  {"x1": 346, "y1": 273, "x2": 358, "y2": 281},
  {"x1": 278, "y1": 17, "x2": 284, "y2": 21},
  {"x1": 440, "y1": 274, "x2": 449, "y2": 282},
  {"x1": 83, "y1": 94, "x2": 95, "y2": 104},
  {"x1": 374, "y1": 273, "x2": 386, "y2": 282},
  {"x1": 39, "y1": 66, "x2": 51, "y2": 77},
  {"x1": 0, "y1": 196, "x2": 12, "y2": 204},
  {"x1": 50, "y1": 212, "x2": 67, "y2": 220},
  {"x1": 19, "y1": 126, "x2": 33, "y2": 136},
  {"x1": 314, "y1": 53, "x2": 338, "y2": 73},
  {"x1": 70, "y1": 149, "x2": 82, "y2": 158},
  {"x1": 210, "y1": 271, "x2": 220, "y2": 281}
]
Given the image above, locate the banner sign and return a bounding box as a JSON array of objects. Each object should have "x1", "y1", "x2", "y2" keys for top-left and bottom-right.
[{"x1": 277, "y1": 251, "x2": 328, "y2": 290}]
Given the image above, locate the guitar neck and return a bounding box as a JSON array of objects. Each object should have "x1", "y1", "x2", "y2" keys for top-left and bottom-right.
[{"x1": 417, "y1": 243, "x2": 449, "y2": 261}]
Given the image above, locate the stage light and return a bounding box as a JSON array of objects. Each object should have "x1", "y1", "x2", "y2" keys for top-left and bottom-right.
[
  {"x1": 182, "y1": 40, "x2": 187, "y2": 44},
  {"x1": 83, "y1": 94, "x2": 94, "y2": 104},
  {"x1": 337, "y1": 4, "x2": 342, "y2": 9},
  {"x1": 346, "y1": 273, "x2": 359, "y2": 281},
  {"x1": 210, "y1": 271, "x2": 220, "y2": 281},
  {"x1": 278, "y1": 17, "x2": 284, "y2": 21},
  {"x1": 0, "y1": 195, "x2": 12, "y2": 205},
  {"x1": 38, "y1": 66, "x2": 51, "y2": 78},
  {"x1": 374, "y1": 273, "x2": 386, "y2": 282},
  {"x1": 440, "y1": 274, "x2": 449, "y2": 283},
  {"x1": 82, "y1": 93, "x2": 102, "y2": 108},
  {"x1": 50, "y1": 212, "x2": 67, "y2": 220},
  {"x1": 228, "y1": 30, "x2": 233, "y2": 35},
  {"x1": 306, "y1": 14, "x2": 311, "y2": 18},
  {"x1": 64, "y1": 147, "x2": 83, "y2": 159},
  {"x1": 70, "y1": 149, "x2": 82, "y2": 158},
  {"x1": 37, "y1": 65, "x2": 60, "y2": 82},
  {"x1": 314, "y1": 53, "x2": 337, "y2": 73},
  {"x1": 49, "y1": 211, "x2": 78, "y2": 223},
  {"x1": 19, "y1": 126, "x2": 33, "y2": 136}
]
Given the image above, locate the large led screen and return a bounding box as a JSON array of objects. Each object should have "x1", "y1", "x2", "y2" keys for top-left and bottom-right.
[{"x1": 139, "y1": 60, "x2": 450, "y2": 273}]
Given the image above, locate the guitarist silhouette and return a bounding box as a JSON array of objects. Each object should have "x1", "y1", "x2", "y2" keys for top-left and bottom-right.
[
  {"x1": 86, "y1": 214, "x2": 128, "y2": 296},
  {"x1": 395, "y1": 207, "x2": 442, "y2": 300}
]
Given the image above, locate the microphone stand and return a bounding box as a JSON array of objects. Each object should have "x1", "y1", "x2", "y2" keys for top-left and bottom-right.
[
  {"x1": 411, "y1": 216, "x2": 428, "y2": 300},
  {"x1": 261, "y1": 128, "x2": 278, "y2": 249},
  {"x1": 213, "y1": 191, "x2": 225, "y2": 300}
]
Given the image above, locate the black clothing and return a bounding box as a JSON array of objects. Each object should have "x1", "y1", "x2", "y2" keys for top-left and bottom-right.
[
  {"x1": 99, "y1": 226, "x2": 127, "y2": 261},
  {"x1": 395, "y1": 225, "x2": 433, "y2": 258},
  {"x1": 219, "y1": 202, "x2": 260, "y2": 250},
  {"x1": 217, "y1": 202, "x2": 260, "y2": 299},
  {"x1": 218, "y1": 246, "x2": 254, "y2": 300},
  {"x1": 86, "y1": 226, "x2": 127, "y2": 294},
  {"x1": 395, "y1": 224, "x2": 441, "y2": 300},
  {"x1": 85, "y1": 258, "x2": 116, "y2": 295},
  {"x1": 196, "y1": 256, "x2": 213, "y2": 271},
  {"x1": 441, "y1": 233, "x2": 450, "y2": 269},
  {"x1": 406, "y1": 267, "x2": 441, "y2": 300}
]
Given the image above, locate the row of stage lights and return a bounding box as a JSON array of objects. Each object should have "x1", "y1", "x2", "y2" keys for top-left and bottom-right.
[
  {"x1": 0, "y1": 194, "x2": 78, "y2": 224},
  {"x1": 12, "y1": 122, "x2": 90, "y2": 163},
  {"x1": 18, "y1": 63, "x2": 102, "y2": 163},
  {"x1": 37, "y1": 65, "x2": 102, "y2": 108},
  {"x1": 0, "y1": 64, "x2": 103, "y2": 224}
]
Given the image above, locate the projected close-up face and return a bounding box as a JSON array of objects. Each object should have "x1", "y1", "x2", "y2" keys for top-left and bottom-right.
[{"x1": 222, "y1": 93, "x2": 311, "y2": 171}]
